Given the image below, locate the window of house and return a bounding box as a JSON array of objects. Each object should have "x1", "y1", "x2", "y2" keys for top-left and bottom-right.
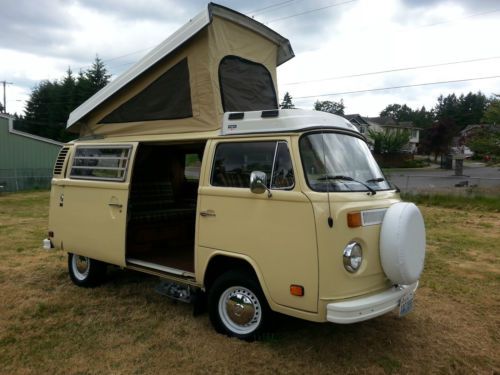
[
  {"x1": 211, "y1": 141, "x2": 294, "y2": 189},
  {"x1": 70, "y1": 146, "x2": 132, "y2": 181},
  {"x1": 411, "y1": 130, "x2": 418, "y2": 138}
]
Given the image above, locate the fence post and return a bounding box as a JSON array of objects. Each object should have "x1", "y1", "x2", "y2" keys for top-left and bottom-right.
[{"x1": 14, "y1": 169, "x2": 19, "y2": 192}]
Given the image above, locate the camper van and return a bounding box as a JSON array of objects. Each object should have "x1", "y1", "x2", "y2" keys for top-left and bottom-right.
[{"x1": 45, "y1": 3, "x2": 426, "y2": 340}]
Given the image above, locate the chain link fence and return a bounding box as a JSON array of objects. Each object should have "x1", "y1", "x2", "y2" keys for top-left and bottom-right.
[{"x1": 0, "y1": 169, "x2": 53, "y2": 193}]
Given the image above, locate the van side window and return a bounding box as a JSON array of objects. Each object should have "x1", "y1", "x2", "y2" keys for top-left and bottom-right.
[
  {"x1": 211, "y1": 142, "x2": 276, "y2": 188},
  {"x1": 271, "y1": 142, "x2": 294, "y2": 189},
  {"x1": 70, "y1": 146, "x2": 132, "y2": 181}
]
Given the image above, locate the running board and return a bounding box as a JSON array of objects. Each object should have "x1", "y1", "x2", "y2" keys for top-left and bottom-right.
[{"x1": 126, "y1": 258, "x2": 195, "y2": 278}]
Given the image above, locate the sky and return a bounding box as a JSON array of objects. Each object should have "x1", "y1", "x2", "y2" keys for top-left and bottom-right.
[{"x1": 1, "y1": 0, "x2": 499, "y2": 117}]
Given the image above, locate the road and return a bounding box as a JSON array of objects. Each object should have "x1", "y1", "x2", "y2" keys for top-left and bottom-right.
[{"x1": 385, "y1": 163, "x2": 500, "y2": 193}]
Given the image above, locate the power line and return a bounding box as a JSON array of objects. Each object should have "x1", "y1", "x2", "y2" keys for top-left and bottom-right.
[
  {"x1": 283, "y1": 55, "x2": 500, "y2": 85},
  {"x1": 266, "y1": 0, "x2": 357, "y2": 23},
  {"x1": 247, "y1": 0, "x2": 298, "y2": 16},
  {"x1": 293, "y1": 75, "x2": 500, "y2": 99},
  {"x1": 416, "y1": 8, "x2": 500, "y2": 29}
]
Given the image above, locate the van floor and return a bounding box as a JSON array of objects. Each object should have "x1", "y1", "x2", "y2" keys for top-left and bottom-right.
[{"x1": 127, "y1": 245, "x2": 194, "y2": 273}]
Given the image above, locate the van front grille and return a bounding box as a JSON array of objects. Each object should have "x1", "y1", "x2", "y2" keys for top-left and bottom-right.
[{"x1": 53, "y1": 147, "x2": 70, "y2": 176}]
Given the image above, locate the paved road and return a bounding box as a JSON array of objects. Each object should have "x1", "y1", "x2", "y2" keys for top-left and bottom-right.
[{"x1": 385, "y1": 163, "x2": 500, "y2": 193}]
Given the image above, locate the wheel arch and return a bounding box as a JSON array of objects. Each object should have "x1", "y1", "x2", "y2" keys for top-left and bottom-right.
[{"x1": 202, "y1": 253, "x2": 272, "y2": 306}]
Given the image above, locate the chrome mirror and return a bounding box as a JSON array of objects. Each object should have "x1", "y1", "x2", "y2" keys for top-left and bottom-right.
[{"x1": 250, "y1": 171, "x2": 271, "y2": 197}]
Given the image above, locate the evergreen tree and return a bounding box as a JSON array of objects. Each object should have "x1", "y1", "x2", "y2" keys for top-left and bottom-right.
[
  {"x1": 20, "y1": 57, "x2": 111, "y2": 142},
  {"x1": 86, "y1": 56, "x2": 111, "y2": 92},
  {"x1": 279, "y1": 92, "x2": 295, "y2": 109}
]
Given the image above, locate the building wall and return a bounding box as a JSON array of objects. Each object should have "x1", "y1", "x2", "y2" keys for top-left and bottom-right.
[{"x1": 0, "y1": 116, "x2": 62, "y2": 191}]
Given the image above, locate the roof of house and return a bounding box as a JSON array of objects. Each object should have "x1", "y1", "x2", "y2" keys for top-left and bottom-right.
[
  {"x1": 67, "y1": 2, "x2": 294, "y2": 134},
  {"x1": 344, "y1": 114, "x2": 417, "y2": 129},
  {"x1": 0, "y1": 113, "x2": 63, "y2": 146}
]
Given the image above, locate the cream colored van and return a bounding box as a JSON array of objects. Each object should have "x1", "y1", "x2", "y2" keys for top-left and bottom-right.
[{"x1": 45, "y1": 4, "x2": 425, "y2": 340}]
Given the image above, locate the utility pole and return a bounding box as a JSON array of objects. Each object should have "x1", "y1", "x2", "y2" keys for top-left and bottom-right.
[{"x1": 1, "y1": 81, "x2": 13, "y2": 113}]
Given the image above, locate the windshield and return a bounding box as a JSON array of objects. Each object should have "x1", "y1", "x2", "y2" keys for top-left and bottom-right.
[{"x1": 299, "y1": 132, "x2": 391, "y2": 192}]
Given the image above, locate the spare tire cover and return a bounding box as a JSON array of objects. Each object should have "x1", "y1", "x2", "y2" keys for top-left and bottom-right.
[{"x1": 380, "y1": 202, "x2": 426, "y2": 285}]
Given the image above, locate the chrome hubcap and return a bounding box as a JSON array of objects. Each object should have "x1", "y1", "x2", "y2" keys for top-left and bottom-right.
[
  {"x1": 219, "y1": 286, "x2": 261, "y2": 334},
  {"x1": 72, "y1": 255, "x2": 90, "y2": 281}
]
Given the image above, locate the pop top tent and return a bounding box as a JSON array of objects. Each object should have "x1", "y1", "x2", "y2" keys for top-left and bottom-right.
[{"x1": 67, "y1": 3, "x2": 294, "y2": 138}]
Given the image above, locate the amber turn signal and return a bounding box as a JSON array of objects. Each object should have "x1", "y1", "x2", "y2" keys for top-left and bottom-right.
[
  {"x1": 347, "y1": 212, "x2": 362, "y2": 228},
  {"x1": 290, "y1": 285, "x2": 304, "y2": 296}
]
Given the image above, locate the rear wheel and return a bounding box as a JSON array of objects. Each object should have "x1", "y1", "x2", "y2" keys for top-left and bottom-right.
[
  {"x1": 68, "y1": 253, "x2": 107, "y2": 287},
  {"x1": 208, "y1": 270, "x2": 270, "y2": 340}
]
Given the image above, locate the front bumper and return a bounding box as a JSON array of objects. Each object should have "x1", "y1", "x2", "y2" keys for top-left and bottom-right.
[{"x1": 326, "y1": 281, "x2": 418, "y2": 324}]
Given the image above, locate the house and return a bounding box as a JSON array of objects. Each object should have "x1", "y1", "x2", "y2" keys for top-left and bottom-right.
[
  {"x1": 344, "y1": 114, "x2": 420, "y2": 153},
  {"x1": 0, "y1": 113, "x2": 63, "y2": 192}
]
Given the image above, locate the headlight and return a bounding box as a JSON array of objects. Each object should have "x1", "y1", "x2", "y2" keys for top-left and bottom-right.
[{"x1": 343, "y1": 242, "x2": 363, "y2": 273}]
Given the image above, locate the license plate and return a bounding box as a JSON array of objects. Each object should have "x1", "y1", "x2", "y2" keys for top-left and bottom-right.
[{"x1": 398, "y1": 291, "x2": 414, "y2": 317}]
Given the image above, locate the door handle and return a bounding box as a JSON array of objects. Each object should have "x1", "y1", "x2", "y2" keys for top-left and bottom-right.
[
  {"x1": 108, "y1": 203, "x2": 123, "y2": 208},
  {"x1": 200, "y1": 210, "x2": 216, "y2": 217}
]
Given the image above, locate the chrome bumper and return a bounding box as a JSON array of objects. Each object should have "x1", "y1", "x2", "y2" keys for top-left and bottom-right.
[{"x1": 326, "y1": 281, "x2": 418, "y2": 324}]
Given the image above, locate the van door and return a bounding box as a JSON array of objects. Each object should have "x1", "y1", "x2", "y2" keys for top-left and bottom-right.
[
  {"x1": 52, "y1": 143, "x2": 137, "y2": 266},
  {"x1": 197, "y1": 139, "x2": 318, "y2": 313}
]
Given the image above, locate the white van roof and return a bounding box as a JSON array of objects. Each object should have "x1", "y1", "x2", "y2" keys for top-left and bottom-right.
[{"x1": 221, "y1": 109, "x2": 361, "y2": 136}]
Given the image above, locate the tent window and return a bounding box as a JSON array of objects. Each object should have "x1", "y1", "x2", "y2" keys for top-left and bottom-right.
[
  {"x1": 219, "y1": 56, "x2": 277, "y2": 112},
  {"x1": 100, "y1": 58, "x2": 192, "y2": 124}
]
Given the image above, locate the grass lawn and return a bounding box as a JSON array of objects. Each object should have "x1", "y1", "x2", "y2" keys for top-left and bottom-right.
[{"x1": 0, "y1": 191, "x2": 499, "y2": 374}]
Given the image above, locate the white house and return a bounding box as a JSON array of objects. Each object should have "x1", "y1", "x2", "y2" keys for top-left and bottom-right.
[{"x1": 344, "y1": 114, "x2": 420, "y2": 153}]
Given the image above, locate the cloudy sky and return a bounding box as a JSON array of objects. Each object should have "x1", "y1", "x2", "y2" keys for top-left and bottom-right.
[{"x1": 1, "y1": 0, "x2": 499, "y2": 117}]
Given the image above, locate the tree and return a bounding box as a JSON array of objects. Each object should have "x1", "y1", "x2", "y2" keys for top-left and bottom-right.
[
  {"x1": 19, "y1": 57, "x2": 111, "y2": 142},
  {"x1": 482, "y1": 95, "x2": 500, "y2": 124},
  {"x1": 279, "y1": 92, "x2": 295, "y2": 109},
  {"x1": 314, "y1": 99, "x2": 344, "y2": 115},
  {"x1": 380, "y1": 104, "x2": 413, "y2": 122},
  {"x1": 379, "y1": 103, "x2": 434, "y2": 128},
  {"x1": 434, "y1": 92, "x2": 488, "y2": 129},
  {"x1": 368, "y1": 128, "x2": 410, "y2": 154},
  {"x1": 86, "y1": 56, "x2": 111, "y2": 92},
  {"x1": 419, "y1": 119, "x2": 456, "y2": 161},
  {"x1": 468, "y1": 127, "x2": 500, "y2": 158},
  {"x1": 0, "y1": 101, "x2": 3, "y2": 113}
]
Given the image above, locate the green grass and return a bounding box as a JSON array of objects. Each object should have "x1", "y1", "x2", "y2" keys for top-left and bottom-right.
[{"x1": 402, "y1": 192, "x2": 500, "y2": 212}]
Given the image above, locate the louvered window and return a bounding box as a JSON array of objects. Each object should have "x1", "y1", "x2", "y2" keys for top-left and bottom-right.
[
  {"x1": 70, "y1": 146, "x2": 132, "y2": 182},
  {"x1": 53, "y1": 147, "x2": 70, "y2": 176}
]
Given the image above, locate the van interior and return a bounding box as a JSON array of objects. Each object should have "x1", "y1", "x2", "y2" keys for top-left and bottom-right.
[{"x1": 126, "y1": 141, "x2": 206, "y2": 275}]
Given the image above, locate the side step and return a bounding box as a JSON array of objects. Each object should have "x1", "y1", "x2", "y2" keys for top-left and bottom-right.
[{"x1": 126, "y1": 258, "x2": 195, "y2": 278}]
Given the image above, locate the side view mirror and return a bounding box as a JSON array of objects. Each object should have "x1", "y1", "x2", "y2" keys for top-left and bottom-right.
[{"x1": 250, "y1": 171, "x2": 272, "y2": 197}]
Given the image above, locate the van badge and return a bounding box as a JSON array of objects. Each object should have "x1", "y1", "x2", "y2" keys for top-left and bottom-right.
[{"x1": 228, "y1": 124, "x2": 237, "y2": 130}]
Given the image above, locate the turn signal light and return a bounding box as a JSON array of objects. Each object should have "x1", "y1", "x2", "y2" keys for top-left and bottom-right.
[
  {"x1": 347, "y1": 212, "x2": 362, "y2": 228},
  {"x1": 290, "y1": 285, "x2": 304, "y2": 296}
]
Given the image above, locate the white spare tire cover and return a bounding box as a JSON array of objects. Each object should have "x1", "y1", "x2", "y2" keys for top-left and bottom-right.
[{"x1": 380, "y1": 202, "x2": 426, "y2": 285}]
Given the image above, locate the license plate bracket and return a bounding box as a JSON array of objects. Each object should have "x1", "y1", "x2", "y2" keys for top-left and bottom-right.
[{"x1": 398, "y1": 291, "x2": 414, "y2": 317}]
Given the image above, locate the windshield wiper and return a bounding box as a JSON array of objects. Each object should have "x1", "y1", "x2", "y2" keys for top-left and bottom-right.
[
  {"x1": 366, "y1": 177, "x2": 385, "y2": 183},
  {"x1": 317, "y1": 175, "x2": 376, "y2": 195}
]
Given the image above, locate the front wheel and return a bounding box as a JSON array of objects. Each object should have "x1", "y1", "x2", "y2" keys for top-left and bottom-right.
[
  {"x1": 208, "y1": 271, "x2": 270, "y2": 340},
  {"x1": 68, "y1": 253, "x2": 107, "y2": 287}
]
